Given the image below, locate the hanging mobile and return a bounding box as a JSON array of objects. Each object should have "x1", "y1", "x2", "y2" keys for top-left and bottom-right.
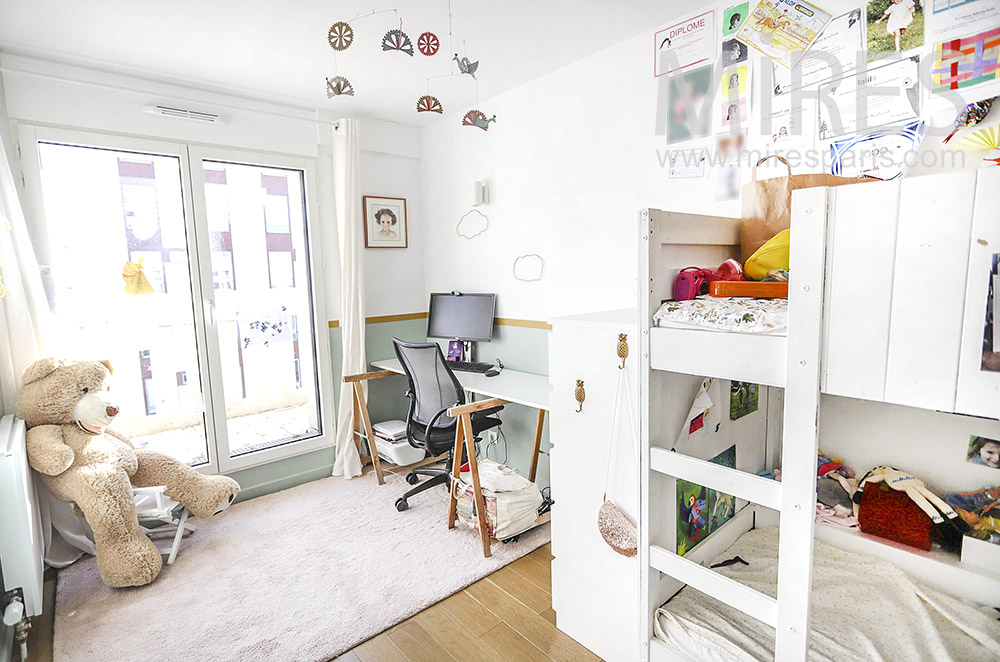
[
  {"x1": 943, "y1": 97, "x2": 994, "y2": 143},
  {"x1": 452, "y1": 53, "x2": 479, "y2": 79},
  {"x1": 417, "y1": 31, "x2": 440, "y2": 56},
  {"x1": 416, "y1": 95, "x2": 444, "y2": 114},
  {"x1": 383, "y1": 29, "x2": 414, "y2": 56},
  {"x1": 327, "y1": 21, "x2": 354, "y2": 51},
  {"x1": 326, "y1": 76, "x2": 355, "y2": 97},
  {"x1": 462, "y1": 110, "x2": 496, "y2": 131}
]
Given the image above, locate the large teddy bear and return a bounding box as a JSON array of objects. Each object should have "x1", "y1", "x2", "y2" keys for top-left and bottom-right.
[{"x1": 15, "y1": 358, "x2": 240, "y2": 587}]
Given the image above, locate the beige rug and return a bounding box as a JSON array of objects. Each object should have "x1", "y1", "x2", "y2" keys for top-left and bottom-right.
[{"x1": 53, "y1": 472, "x2": 550, "y2": 662}]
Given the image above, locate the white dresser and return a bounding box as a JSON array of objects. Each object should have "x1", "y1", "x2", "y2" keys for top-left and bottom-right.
[{"x1": 548, "y1": 309, "x2": 640, "y2": 662}]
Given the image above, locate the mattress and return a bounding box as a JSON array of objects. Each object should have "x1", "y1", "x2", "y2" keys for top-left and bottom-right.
[
  {"x1": 652, "y1": 298, "x2": 788, "y2": 335},
  {"x1": 654, "y1": 527, "x2": 1000, "y2": 662}
]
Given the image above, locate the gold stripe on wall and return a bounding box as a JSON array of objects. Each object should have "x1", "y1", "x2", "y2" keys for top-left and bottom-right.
[
  {"x1": 328, "y1": 312, "x2": 428, "y2": 328},
  {"x1": 328, "y1": 313, "x2": 550, "y2": 330},
  {"x1": 495, "y1": 317, "x2": 552, "y2": 330},
  {"x1": 366, "y1": 312, "x2": 429, "y2": 324}
]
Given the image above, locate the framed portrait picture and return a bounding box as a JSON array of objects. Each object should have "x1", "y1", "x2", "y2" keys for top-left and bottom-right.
[{"x1": 363, "y1": 195, "x2": 408, "y2": 248}]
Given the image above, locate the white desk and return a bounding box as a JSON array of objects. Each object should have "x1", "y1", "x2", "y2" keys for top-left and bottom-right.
[
  {"x1": 370, "y1": 358, "x2": 551, "y2": 558},
  {"x1": 371, "y1": 357, "x2": 550, "y2": 486},
  {"x1": 370, "y1": 358, "x2": 549, "y2": 410}
]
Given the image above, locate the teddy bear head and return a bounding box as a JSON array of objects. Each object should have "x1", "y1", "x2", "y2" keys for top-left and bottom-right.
[{"x1": 15, "y1": 358, "x2": 119, "y2": 433}]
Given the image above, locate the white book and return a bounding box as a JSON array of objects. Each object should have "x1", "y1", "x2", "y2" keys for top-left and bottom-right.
[{"x1": 373, "y1": 419, "x2": 407, "y2": 441}]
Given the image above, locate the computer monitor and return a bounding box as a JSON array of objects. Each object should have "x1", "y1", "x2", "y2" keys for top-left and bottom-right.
[{"x1": 427, "y1": 292, "x2": 496, "y2": 342}]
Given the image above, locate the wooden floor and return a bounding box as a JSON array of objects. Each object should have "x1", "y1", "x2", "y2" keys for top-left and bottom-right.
[
  {"x1": 29, "y1": 543, "x2": 600, "y2": 662},
  {"x1": 334, "y1": 543, "x2": 602, "y2": 662}
]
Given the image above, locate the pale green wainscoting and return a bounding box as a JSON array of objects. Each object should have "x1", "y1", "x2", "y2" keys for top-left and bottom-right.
[{"x1": 226, "y1": 314, "x2": 551, "y2": 502}]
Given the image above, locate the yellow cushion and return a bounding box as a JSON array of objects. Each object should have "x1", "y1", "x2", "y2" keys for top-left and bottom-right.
[{"x1": 745, "y1": 229, "x2": 790, "y2": 281}]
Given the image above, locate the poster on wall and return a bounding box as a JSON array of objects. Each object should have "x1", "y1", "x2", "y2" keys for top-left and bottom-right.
[
  {"x1": 930, "y1": 26, "x2": 1000, "y2": 92},
  {"x1": 730, "y1": 381, "x2": 760, "y2": 420},
  {"x1": 722, "y1": 37, "x2": 750, "y2": 65},
  {"x1": 720, "y1": 63, "x2": 752, "y2": 132},
  {"x1": 927, "y1": 0, "x2": 1000, "y2": 39},
  {"x1": 668, "y1": 148, "x2": 709, "y2": 178},
  {"x1": 980, "y1": 253, "x2": 1000, "y2": 372},
  {"x1": 829, "y1": 120, "x2": 926, "y2": 179},
  {"x1": 772, "y1": 9, "x2": 866, "y2": 94},
  {"x1": 967, "y1": 435, "x2": 1000, "y2": 468},
  {"x1": 736, "y1": 0, "x2": 833, "y2": 69},
  {"x1": 724, "y1": 2, "x2": 751, "y2": 35},
  {"x1": 817, "y1": 56, "x2": 921, "y2": 140},
  {"x1": 655, "y1": 11, "x2": 717, "y2": 77},
  {"x1": 666, "y1": 65, "x2": 714, "y2": 143},
  {"x1": 715, "y1": 132, "x2": 744, "y2": 201},
  {"x1": 867, "y1": 0, "x2": 925, "y2": 61},
  {"x1": 676, "y1": 445, "x2": 737, "y2": 556}
]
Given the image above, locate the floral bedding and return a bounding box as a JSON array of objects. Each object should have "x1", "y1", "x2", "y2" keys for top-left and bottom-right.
[{"x1": 652, "y1": 297, "x2": 788, "y2": 335}]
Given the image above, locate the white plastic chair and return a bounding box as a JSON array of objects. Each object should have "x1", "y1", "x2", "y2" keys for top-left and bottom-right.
[{"x1": 132, "y1": 486, "x2": 195, "y2": 565}]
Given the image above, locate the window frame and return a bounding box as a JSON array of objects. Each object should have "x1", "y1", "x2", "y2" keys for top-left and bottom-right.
[{"x1": 18, "y1": 125, "x2": 335, "y2": 475}]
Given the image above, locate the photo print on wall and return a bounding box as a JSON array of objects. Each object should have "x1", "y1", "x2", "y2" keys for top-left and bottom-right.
[{"x1": 363, "y1": 195, "x2": 408, "y2": 248}]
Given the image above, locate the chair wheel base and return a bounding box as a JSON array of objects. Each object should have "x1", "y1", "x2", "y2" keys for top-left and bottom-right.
[
  {"x1": 395, "y1": 498, "x2": 409, "y2": 512},
  {"x1": 406, "y1": 473, "x2": 420, "y2": 485}
]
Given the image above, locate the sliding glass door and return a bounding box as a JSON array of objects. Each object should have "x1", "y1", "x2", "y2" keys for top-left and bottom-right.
[{"x1": 25, "y1": 129, "x2": 332, "y2": 473}]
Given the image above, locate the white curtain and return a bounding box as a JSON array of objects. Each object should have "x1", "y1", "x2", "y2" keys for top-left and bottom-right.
[
  {"x1": 0, "y1": 74, "x2": 96, "y2": 565},
  {"x1": 331, "y1": 119, "x2": 365, "y2": 479}
]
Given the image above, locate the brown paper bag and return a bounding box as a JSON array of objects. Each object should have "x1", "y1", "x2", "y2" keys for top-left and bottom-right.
[{"x1": 741, "y1": 155, "x2": 874, "y2": 262}]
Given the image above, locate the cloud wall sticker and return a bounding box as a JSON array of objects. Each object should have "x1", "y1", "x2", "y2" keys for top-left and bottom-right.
[
  {"x1": 513, "y1": 254, "x2": 545, "y2": 282},
  {"x1": 456, "y1": 210, "x2": 488, "y2": 239}
]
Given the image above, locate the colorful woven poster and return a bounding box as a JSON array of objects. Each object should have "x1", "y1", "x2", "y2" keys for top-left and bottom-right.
[{"x1": 931, "y1": 26, "x2": 1000, "y2": 91}]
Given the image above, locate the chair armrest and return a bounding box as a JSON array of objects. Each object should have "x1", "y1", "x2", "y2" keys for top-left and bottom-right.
[
  {"x1": 342, "y1": 369, "x2": 397, "y2": 383},
  {"x1": 448, "y1": 398, "x2": 509, "y2": 417}
]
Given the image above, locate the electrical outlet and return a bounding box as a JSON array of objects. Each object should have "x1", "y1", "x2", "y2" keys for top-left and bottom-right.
[{"x1": 485, "y1": 429, "x2": 498, "y2": 446}]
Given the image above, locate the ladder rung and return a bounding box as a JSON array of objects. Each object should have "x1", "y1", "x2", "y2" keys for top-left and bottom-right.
[
  {"x1": 649, "y1": 544, "x2": 778, "y2": 627},
  {"x1": 650, "y1": 447, "x2": 782, "y2": 511}
]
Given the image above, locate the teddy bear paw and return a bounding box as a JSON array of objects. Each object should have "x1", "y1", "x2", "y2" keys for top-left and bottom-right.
[
  {"x1": 97, "y1": 534, "x2": 163, "y2": 588},
  {"x1": 187, "y1": 476, "x2": 240, "y2": 519}
]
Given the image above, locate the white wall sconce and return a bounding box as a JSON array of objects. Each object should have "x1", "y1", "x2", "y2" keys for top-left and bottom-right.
[{"x1": 473, "y1": 180, "x2": 490, "y2": 206}]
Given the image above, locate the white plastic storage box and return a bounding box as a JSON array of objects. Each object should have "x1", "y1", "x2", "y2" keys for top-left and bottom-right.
[{"x1": 374, "y1": 435, "x2": 426, "y2": 466}]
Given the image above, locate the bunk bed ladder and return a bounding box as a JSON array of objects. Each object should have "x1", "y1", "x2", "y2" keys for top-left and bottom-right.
[
  {"x1": 638, "y1": 188, "x2": 832, "y2": 661},
  {"x1": 772, "y1": 187, "x2": 830, "y2": 660}
]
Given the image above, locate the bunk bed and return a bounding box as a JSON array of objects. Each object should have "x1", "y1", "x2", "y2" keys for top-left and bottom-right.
[{"x1": 637, "y1": 169, "x2": 1000, "y2": 662}]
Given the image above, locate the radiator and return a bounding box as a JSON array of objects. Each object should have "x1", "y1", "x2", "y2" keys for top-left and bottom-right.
[{"x1": 0, "y1": 415, "x2": 43, "y2": 618}]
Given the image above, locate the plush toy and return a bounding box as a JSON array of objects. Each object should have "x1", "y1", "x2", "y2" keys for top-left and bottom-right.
[{"x1": 15, "y1": 358, "x2": 240, "y2": 587}]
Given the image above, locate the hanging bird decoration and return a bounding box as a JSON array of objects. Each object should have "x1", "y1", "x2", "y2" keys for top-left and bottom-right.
[
  {"x1": 416, "y1": 95, "x2": 443, "y2": 114},
  {"x1": 417, "y1": 32, "x2": 440, "y2": 56},
  {"x1": 123, "y1": 258, "x2": 154, "y2": 295},
  {"x1": 326, "y1": 76, "x2": 355, "y2": 97},
  {"x1": 943, "y1": 97, "x2": 994, "y2": 143},
  {"x1": 382, "y1": 29, "x2": 414, "y2": 56},
  {"x1": 328, "y1": 21, "x2": 354, "y2": 51},
  {"x1": 453, "y1": 53, "x2": 479, "y2": 79},
  {"x1": 462, "y1": 110, "x2": 496, "y2": 131}
]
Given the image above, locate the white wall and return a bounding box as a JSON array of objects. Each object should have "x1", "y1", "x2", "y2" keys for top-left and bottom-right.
[{"x1": 419, "y1": 0, "x2": 999, "y2": 321}]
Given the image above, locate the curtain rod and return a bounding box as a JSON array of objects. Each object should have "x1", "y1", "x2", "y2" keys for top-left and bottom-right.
[{"x1": 0, "y1": 62, "x2": 343, "y2": 129}]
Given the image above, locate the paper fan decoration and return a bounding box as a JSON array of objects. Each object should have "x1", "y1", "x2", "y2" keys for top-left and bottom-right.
[
  {"x1": 957, "y1": 126, "x2": 1000, "y2": 152},
  {"x1": 943, "y1": 97, "x2": 994, "y2": 143},
  {"x1": 326, "y1": 76, "x2": 355, "y2": 97},
  {"x1": 328, "y1": 21, "x2": 354, "y2": 51},
  {"x1": 123, "y1": 258, "x2": 154, "y2": 295},
  {"x1": 382, "y1": 29, "x2": 414, "y2": 56},
  {"x1": 416, "y1": 95, "x2": 443, "y2": 114},
  {"x1": 417, "y1": 32, "x2": 440, "y2": 56},
  {"x1": 462, "y1": 110, "x2": 496, "y2": 131}
]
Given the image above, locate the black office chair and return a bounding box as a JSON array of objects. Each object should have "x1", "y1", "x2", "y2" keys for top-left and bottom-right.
[{"x1": 391, "y1": 338, "x2": 503, "y2": 512}]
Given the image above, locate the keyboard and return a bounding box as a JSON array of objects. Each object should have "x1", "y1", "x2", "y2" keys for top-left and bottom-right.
[{"x1": 448, "y1": 360, "x2": 493, "y2": 373}]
